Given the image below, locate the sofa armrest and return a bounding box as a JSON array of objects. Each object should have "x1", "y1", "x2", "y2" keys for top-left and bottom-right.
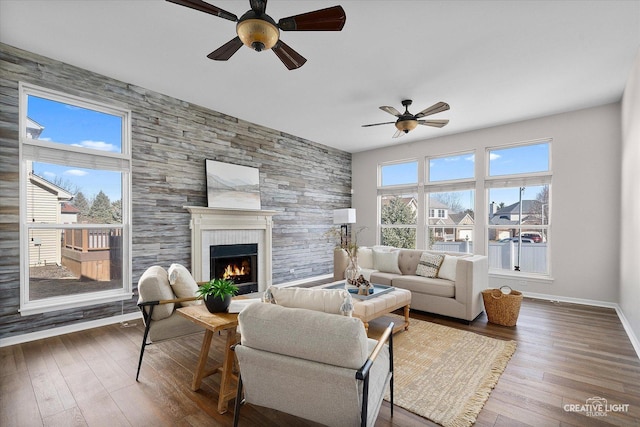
[
  {"x1": 454, "y1": 255, "x2": 488, "y2": 320},
  {"x1": 334, "y1": 248, "x2": 349, "y2": 281}
]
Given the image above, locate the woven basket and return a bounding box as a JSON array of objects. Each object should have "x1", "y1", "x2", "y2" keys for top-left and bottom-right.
[{"x1": 481, "y1": 286, "x2": 523, "y2": 326}]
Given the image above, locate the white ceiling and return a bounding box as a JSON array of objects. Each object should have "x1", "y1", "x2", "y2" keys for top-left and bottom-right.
[{"x1": 1, "y1": 0, "x2": 639, "y2": 153}]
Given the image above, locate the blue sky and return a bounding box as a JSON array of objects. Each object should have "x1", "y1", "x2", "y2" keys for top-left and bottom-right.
[
  {"x1": 28, "y1": 96, "x2": 123, "y2": 201},
  {"x1": 382, "y1": 142, "x2": 549, "y2": 209}
]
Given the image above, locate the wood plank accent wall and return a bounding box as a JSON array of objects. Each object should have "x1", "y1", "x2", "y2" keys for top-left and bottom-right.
[{"x1": 0, "y1": 43, "x2": 352, "y2": 339}]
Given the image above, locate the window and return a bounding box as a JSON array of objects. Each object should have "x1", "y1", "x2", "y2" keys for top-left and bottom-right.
[
  {"x1": 486, "y1": 141, "x2": 551, "y2": 276},
  {"x1": 379, "y1": 161, "x2": 417, "y2": 248},
  {"x1": 20, "y1": 83, "x2": 131, "y2": 315},
  {"x1": 425, "y1": 153, "x2": 475, "y2": 252}
]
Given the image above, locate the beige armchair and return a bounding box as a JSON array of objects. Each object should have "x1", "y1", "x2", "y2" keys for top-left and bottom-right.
[
  {"x1": 136, "y1": 265, "x2": 203, "y2": 380},
  {"x1": 232, "y1": 303, "x2": 394, "y2": 427}
]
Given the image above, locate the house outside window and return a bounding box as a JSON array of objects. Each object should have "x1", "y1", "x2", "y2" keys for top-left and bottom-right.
[
  {"x1": 19, "y1": 83, "x2": 132, "y2": 315},
  {"x1": 486, "y1": 141, "x2": 551, "y2": 276},
  {"x1": 425, "y1": 153, "x2": 475, "y2": 253},
  {"x1": 379, "y1": 161, "x2": 418, "y2": 248}
]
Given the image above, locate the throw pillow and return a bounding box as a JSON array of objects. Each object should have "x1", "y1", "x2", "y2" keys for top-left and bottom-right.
[
  {"x1": 167, "y1": 263, "x2": 201, "y2": 307},
  {"x1": 437, "y1": 255, "x2": 458, "y2": 281},
  {"x1": 137, "y1": 266, "x2": 175, "y2": 320},
  {"x1": 373, "y1": 249, "x2": 402, "y2": 274},
  {"x1": 270, "y1": 287, "x2": 350, "y2": 315},
  {"x1": 416, "y1": 252, "x2": 445, "y2": 278},
  {"x1": 356, "y1": 247, "x2": 374, "y2": 269}
]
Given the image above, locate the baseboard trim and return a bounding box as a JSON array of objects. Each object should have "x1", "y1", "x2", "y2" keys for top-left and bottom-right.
[
  {"x1": 523, "y1": 291, "x2": 640, "y2": 359},
  {"x1": 0, "y1": 311, "x2": 143, "y2": 348}
]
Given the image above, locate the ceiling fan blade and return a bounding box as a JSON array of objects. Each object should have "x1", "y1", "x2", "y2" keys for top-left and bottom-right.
[
  {"x1": 249, "y1": 0, "x2": 266, "y2": 14},
  {"x1": 392, "y1": 129, "x2": 405, "y2": 138},
  {"x1": 272, "y1": 40, "x2": 307, "y2": 70},
  {"x1": 379, "y1": 106, "x2": 402, "y2": 117},
  {"x1": 418, "y1": 119, "x2": 449, "y2": 128},
  {"x1": 362, "y1": 121, "x2": 396, "y2": 128},
  {"x1": 207, "y1": 36, "x2": 243, "y2": 60},
  {"x1": 414, "y1": 102, "x2": 450, "y2": 118},
  {"x1": 166, "y1": 0, "x2": 238, "y2": 21},
  {"x1": 278, "y1": 6, "x2": 346, "y2": 31}
]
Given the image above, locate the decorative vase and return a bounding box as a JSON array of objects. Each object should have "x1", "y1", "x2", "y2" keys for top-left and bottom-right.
[
  {"x1": 344, "y1": 255, "x2": 362, "y2": 289},
  {"x1": 204, "y1": 294, "x2": 232, "y2": 313}
]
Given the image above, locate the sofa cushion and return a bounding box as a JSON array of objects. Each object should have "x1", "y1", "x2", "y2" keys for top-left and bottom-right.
[
  {"x1": 369, "y1": 271, "x2": 396, "y2": 286},
  {"x1": 270, "y1": 286, "x2": 352, "y2": 316},
  {"x1": 416, "y1": 252, "x2": 444, "y2": 278},
  {"x1": 391, "y1": 275, "x2": 455, "y2": 298},
  {"x1": 167, "y1": 263, "x2": 202, "y2": 307},
  {"x1": 238, "y1": 303, "x2": 369, "y2": 369},
  {"x1": 437, "y1": 255, "x2": 458, "y2": 281},
  {"x1": 373, "y1": 249, "x2": 402, "y2": 274},
  {"x1": 137, "y1": 266, "x2": 176, "y2": 321}
]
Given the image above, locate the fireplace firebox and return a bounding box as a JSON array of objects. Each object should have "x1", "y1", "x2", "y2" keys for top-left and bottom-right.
[{"x1": 210, "y1": 243, "x2": 258, "y2": 295}]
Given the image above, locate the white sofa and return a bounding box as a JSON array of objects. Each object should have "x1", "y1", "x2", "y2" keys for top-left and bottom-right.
[{"x1": 334, "y1": 247, "x2": 488, "y2": 322}]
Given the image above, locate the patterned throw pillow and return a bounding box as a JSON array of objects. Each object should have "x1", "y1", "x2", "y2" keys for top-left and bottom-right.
[{"x1": 416, "y1": 252, "x2": 445, "y2": 278}]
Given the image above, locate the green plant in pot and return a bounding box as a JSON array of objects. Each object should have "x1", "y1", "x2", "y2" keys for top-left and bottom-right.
[{"x1": 196, "y1": 278, "x2": 239, "y2": 313}]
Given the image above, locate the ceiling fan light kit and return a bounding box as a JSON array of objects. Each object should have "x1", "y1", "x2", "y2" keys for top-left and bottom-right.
[
  {"x1": 167, "y1": 0, "x2": 346, "y2": 70},
  {"x1": 237, "y1": 17, "x2": 279, "y2": 51},
  {"x1": 362, "y1": 99, "x2": 450, "y2": 138}
]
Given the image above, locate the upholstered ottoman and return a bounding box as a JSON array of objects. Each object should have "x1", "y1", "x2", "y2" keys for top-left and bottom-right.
[
  {"x1": 315, "y1": 283, "x2": 411, "y2": 335},
  {"x1": 351, "y1": 287, "x2": 411, "y2": 334}
]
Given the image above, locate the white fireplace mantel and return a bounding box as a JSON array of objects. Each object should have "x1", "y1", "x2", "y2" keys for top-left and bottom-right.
[{"x1": 184, "y1": 206, "x2": 277, "y2": 290}]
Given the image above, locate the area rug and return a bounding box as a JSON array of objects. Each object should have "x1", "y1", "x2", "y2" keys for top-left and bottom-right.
[{"x1": 382, "y1": 315, "x2": 517, "y2": 427}]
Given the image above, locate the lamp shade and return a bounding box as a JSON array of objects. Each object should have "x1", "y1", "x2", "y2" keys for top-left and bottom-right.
[{"x1": 333, "y1": 208, "x2": 356, "y2": 224}]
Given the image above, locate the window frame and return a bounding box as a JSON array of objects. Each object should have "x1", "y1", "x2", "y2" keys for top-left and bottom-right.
[
  {"x1": 485, "y1": 139, "x2": 552, "y2": 278},
  {"x1": 19, "y1": 82, "x2": 132, "y2": 315},
  {"x1": 424, "y1": 151, "x2": 476, "y2": 252},
  {"x1": 378, "y1": 160, "x2": 419, "y2": 248}
]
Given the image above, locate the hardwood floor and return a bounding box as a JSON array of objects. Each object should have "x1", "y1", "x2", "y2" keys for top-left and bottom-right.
[{"x1": 1, "y1": 298, "x2": 639, "y2": 427}]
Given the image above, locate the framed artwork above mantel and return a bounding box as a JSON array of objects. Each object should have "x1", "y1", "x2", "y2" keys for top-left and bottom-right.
[{"x1": 205, "y1": 159, "x2": 261, "y2": 210}]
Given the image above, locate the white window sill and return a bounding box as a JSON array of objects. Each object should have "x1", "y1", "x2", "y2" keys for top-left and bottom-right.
[
  {"x1": 489, "y1": 270, "x2": 554, "y2": 284},
  {"x1": 20, "y1": 291, "x2": 133, "y2": 316}
]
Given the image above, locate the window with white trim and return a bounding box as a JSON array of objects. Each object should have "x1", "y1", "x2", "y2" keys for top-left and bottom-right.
[
  {"x1": 486, "y1": 141, "x2": 551, "y2": 276},
  {"x1": 20, "y1": 83, "x2": 132, "y2": 315},
  {"x1": 425, "y1": 153, "x2": 475, "y2": 252},
  {"x1": 379, "y1": 161, "x2": 417, "y2": 248}
]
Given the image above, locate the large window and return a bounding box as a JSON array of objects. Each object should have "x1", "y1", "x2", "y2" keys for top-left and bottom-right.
[
  {"x1": 20, "y1": 83, "x2": 131, "y2": 315},
  {"x1": 425, "y1": 153, "x2": 475, "y2": 252},
  {"x1": 486, "y1": 140, "x2": 551, "y2": 276},
  {"x1": 379, "y1": 161, "x2": 417, "y2": 248}
]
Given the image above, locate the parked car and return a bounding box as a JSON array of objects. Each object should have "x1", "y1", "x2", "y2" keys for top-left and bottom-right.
[
  {"x1": 519, "y1": 232, "x2": 543, "y2": 243},
  {"x1": 499, "y1": 237, "x2": 534, "y2": 243}
]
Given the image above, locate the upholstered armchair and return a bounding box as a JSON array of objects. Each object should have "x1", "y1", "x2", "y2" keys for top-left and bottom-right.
[
  {"x1": 232, "y1": 302, "x2": 394, "y2": 427},
  {"x1": 136, "y1": 264, "x2": 203, "y2": 380}
]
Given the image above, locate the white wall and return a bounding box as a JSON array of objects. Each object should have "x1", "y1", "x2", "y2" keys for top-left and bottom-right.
[
  {"x1": 352, "y1": 103, "x2": 621, "y2": 302},
  {"x1": 620, "y1": 50, "x2": 640, "y2": 339}
]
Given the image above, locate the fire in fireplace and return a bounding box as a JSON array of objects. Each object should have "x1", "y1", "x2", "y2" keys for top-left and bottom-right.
[{"x1": 210, "y1": 243, "x2": 258, "y2": 295}]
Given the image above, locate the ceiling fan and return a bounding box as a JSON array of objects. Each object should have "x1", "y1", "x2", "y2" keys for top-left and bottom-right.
[
  {"x1": 362, "y1": 100, "x2": 450, "y2": 138},
  {"x1": 166, "y1": 0, "x2": 346, "y2": 70}
]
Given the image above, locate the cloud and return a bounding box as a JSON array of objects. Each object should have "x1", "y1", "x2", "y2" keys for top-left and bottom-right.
[
  {"x1": 64, "y1": 169, "x2": 89, "y2": 177},
  {"x1": 42, "y1": 171, "x2": 56, "y2": 179},
  {"x1": 489, "y1": 153, "x2": 501, "y2": 160},
  {"x1": 465, "y1": 154, "x2": 475, "y2": 162},
  {"x1": 71, "y1": 140, "x2": 119, "y2": 152}
]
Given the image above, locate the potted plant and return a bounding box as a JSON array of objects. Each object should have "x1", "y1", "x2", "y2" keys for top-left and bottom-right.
[{"x1": 196, "y1": 278, "x2": 239, "y2": 313}]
